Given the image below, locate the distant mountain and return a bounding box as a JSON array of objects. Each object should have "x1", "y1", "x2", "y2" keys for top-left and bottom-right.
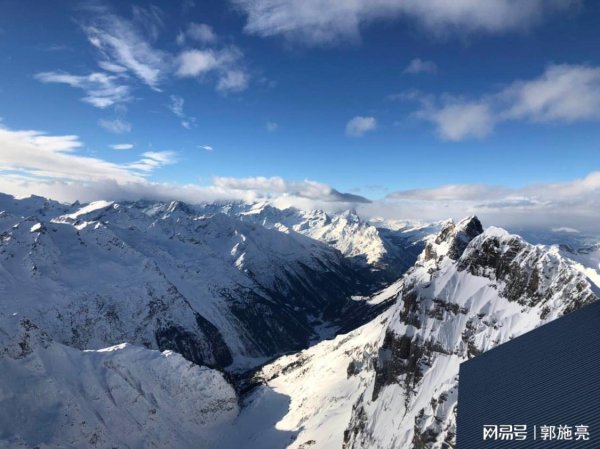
[{"x1": 202, "y1": 201, "x2": 437, "y2": 284}]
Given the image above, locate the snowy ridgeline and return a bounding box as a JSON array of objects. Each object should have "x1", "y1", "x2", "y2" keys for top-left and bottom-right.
[
  {"x1": 236, "y1": 217, "x2": 599, "y2": 449},
  {"x1": 0, "y1": 194, "x2": 599, "y2": 449}
]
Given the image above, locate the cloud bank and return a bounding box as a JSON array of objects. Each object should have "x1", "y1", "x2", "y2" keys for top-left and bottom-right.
[
  {"x1": 360, "y1": 172, "x2": 600, "y2": 234},
  {"x1": 0, "y1": 125, "x2": 367, "y2": 207},
  {"x1": 1, "y1": 123, "x2": 598, "y2": 234},
  {"x1": 231, "y1": 0, "x2": 579, "y2": 45}
]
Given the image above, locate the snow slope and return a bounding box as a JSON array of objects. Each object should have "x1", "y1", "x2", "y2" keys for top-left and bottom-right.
[{"x1": 0, "y1": 315, "x2": 238, "y2": 449}]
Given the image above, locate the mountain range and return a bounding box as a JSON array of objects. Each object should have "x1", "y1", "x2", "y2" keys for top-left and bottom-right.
[{"x1": 0, "y1": 193, "x2": 598, "y2": 449}]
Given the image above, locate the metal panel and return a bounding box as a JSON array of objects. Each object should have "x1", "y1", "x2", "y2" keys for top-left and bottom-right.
[{"x1": 457, "y1": 301, "x2": 600, "y2": 449}]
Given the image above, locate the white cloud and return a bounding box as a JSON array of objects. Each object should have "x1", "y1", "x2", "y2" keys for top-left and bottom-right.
[
  {"x1": 176, "y1": 47, "x2": 250, "y2": 93},
  {"x1": 0, "y1": 125, "x2": 181, "y2": 203},
  {"x1": 199, "y1": 145, "x2": 214, "y2": 151},
  {"x1": 176, "y1": 50, "x2": 219, "y2": 77},
  {"x1": 403, "y1": 58, "x2": 437, "y2": 75},
  {"x1": 501, "y1": 64, "x2": 600, "y2": 122},
  {"x1": 36, "y1": 7, "x2": 248, "y2": 118},
  {"x1": 110, "y1": 143, "x2": 134, "y2": 150},
  {"x1": 345, "y1": 116, "x2": 377, "y2": 137},
  {"x1": 410, "y1": 64, "x2": 600, "y2": 141},
  {"x1": 416, "y1": 99, "x2": 495, "y2": 141},
  {"x1": 387, "y1": 184, "x2": 509, "y2": 202},
  {"x1": 0, "y1": 125, "x2": 367, "y2": 207},
  {"x1": 35, "y1": 71, "x2": 130, "y2": 108},
  {"x1": 370, "y1": 171, "x2": 600, "y2": 234},
  {"x1": 99, "y1": 119, "x2": 132, "y2": 134},
  {"x1": 169, "y1": 95, "x2": 185, "y2": 117},
  {"x1": 213, "y1": 176, "x2": 371, "y2": 202},
  {"x1": 217, "y1": 69, "x2": 249, "y2": 92},
  {"x1": 187, "y1": 23, "x2": 217, "y2": 44},
  {"x1": 266, "y1": 121, "x2": 278, "y2": 132},
  {"x1": 0, "y1": 126, "x2": 138, "y2": 183},
  {"x1": 97, "y1": 61, "x2": 128, "y2": 74},
  {"x1": 176, "y1": 31, "x2": 186, "y2": 46},
  {"x1": 231, "y1": 0, "x2": 579, "y2": 45}
]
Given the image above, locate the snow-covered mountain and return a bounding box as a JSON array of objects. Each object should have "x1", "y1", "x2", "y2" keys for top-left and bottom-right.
[
  {"x1": 241, "y1": 216, "x2": 598, "y2": 449},
  {"x1": 2, "y1": 193, "x2": 599, "y2": 449},
  {"x1": 0, "y1": 195, "x2": 389, "y2": 371},
  {"x1": 203, "y1": 201, "x2": 436, "y2": 283},
  {"x1": 512, "y1": 226, "x2": 600, "y2": 288}
]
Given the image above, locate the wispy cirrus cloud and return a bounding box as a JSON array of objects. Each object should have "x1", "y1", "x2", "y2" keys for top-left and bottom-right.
[
  {"x1": 168, "y1": 95, "x2": 196, "y2": 129},
  {"x1": 35, "y1": 4, "x2": 251, "y2": 139},
  {"x1": 126, "y1": 151, "x2": 177, "y2": 173},
  {"x1": 81, "y1": 5, "x2": 169, "y2": 89},
  {"x1": 131, "y1": 4, "x2": 164, "y2": 42},
  {"x1": 405, "y1": 64, "x2": 600, "y2": 141},
  {"x1": 35, "y1": 71, "x2": 131, "y2": 108},
  {"x1": 231, "y1": 0, "x2": 580, "y2": 46}
]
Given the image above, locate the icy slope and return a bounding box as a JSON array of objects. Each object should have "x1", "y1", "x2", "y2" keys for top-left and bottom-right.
[
  {"x1": 0, "y1": 195, "x2": 378, "y2": 370},
  {"x1": 247, "y1": 216, "x2": 597, "y2": 449},
  {"x1": 0, "y1": 315, "x2": 238, "y2": 449}
]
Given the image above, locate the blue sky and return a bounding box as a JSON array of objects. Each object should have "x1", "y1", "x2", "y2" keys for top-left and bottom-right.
[{"x1": 0, "y1": 0, "x2": 599, "y2": 231}]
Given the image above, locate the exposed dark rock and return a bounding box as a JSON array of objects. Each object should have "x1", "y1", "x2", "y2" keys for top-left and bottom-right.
[
  {"x1": 342, "y1": 394, "x2": 368, "y2": 449},
  {"x1": 372, "y1": 331, "x2": 423, "y2": 400},
  {"x1": 194, "y1": 313, "x2": 233, "y2": 367}
]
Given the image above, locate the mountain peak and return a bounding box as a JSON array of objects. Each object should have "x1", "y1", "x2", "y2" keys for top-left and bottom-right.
[
  {"x1": 423, "y1": 215, "x2": 484, "y2": 263},
  {"x1": 457, "y1": 215, "x2": 483, "y2": 236}
]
